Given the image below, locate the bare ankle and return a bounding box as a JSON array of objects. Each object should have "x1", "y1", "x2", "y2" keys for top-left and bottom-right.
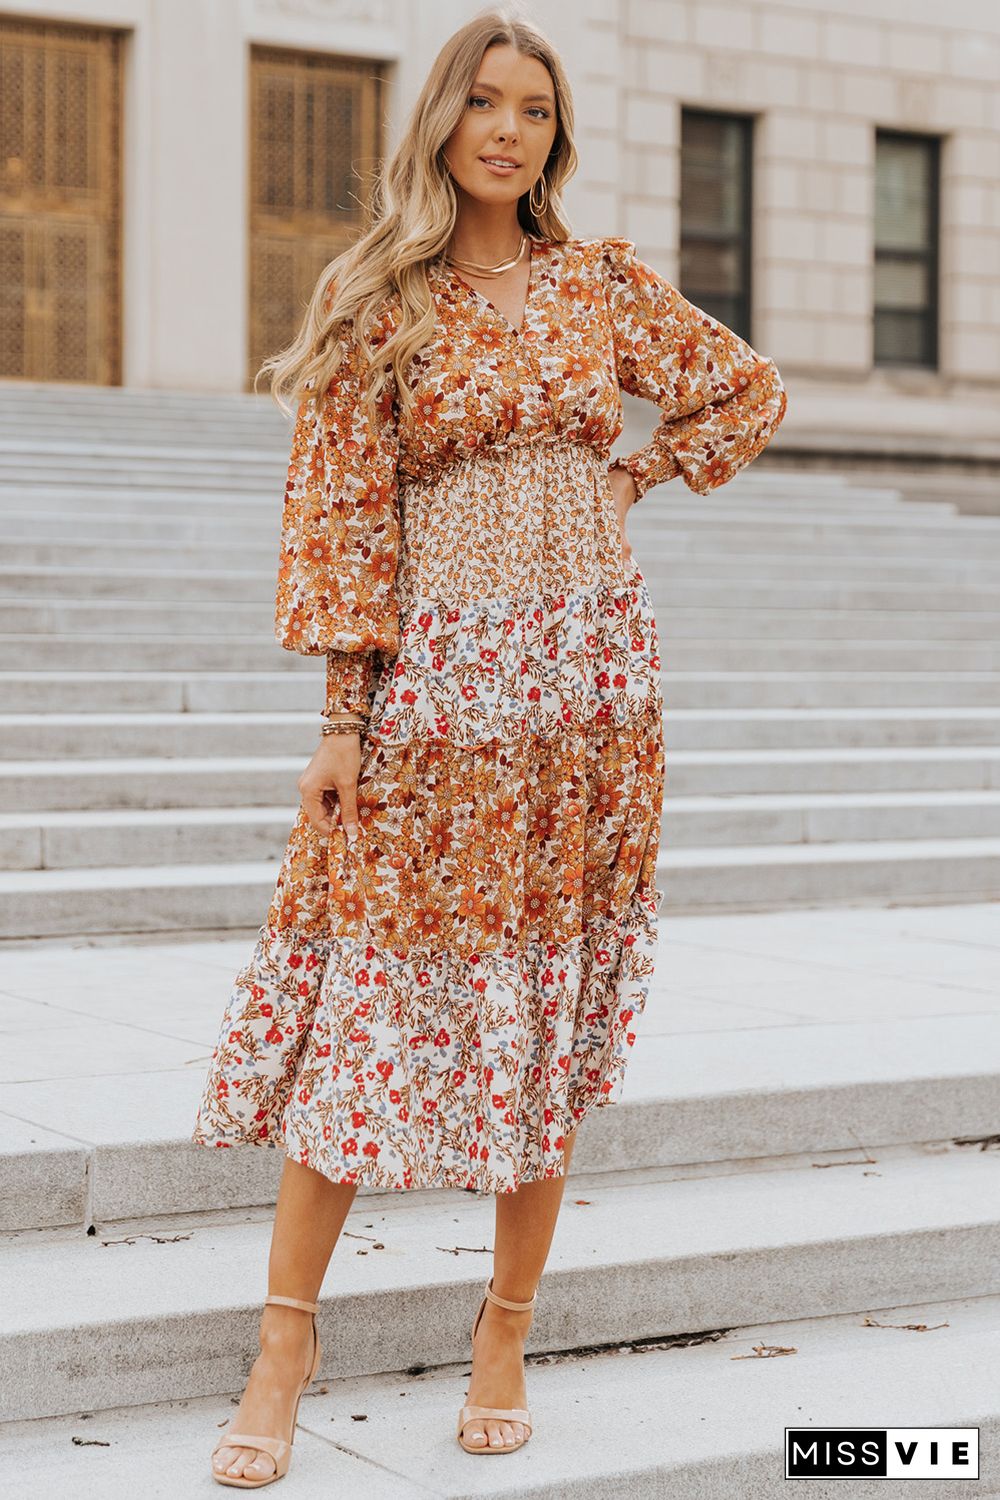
[
  {"x1": 477, "y1": 1302, "x2": 533, "y2": 1340},
  {"x1": 259, "y1": 1305, "x2": 315, "y2": 1351}
]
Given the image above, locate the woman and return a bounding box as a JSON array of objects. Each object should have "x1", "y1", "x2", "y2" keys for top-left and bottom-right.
[{"x1": 194, "y1": 7, "x2": 787, "y2": 1487}]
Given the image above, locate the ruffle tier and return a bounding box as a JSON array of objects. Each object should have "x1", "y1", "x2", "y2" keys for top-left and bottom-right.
[
  {"x1": 191, "y1": 883, "x2": 661, "y2": 1195},
  {"x1": 192, "y1": 562, "x2": 666, "y2": 1194}
]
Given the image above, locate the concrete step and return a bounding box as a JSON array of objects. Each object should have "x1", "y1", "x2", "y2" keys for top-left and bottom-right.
[
  {"x1": 4, "y1": 900, "x2": 996, "y2": 1222},
  {"x1": 0, "y1": 804, "x2": 296, "y2": 869},
  {"x1": 647, "y1": 509, "x2": 1000, "y2": 539},
  {"x1": 0, "y1": 396, "x2": 276, "y2": 411},
  {"x1": 0, "y1": 437, "x2": 290, "y2": 463},
  {"x1": 5, "y1": 633, "x2": 1000, "y2": 673},
  {"x1": 658, "y1": 671, "x2": 1000, "y2": 710},
  {"x1": 0, "y1": 712, "x2": 317, "y2": 760},
  {"x1": 1, "y1": 489, "x2": 997, "y2": 532},
  {"x1": 0, "y1": 409, "x2": 279, "y2": 429},
  {"x1": 0, "y1": 424, "x2": 282, "y2": 444},
  {"x1": 0, "y1": 436, "x2": 884, "y2": 488},
  {"x1": 0, "y1": 434, "x2": 284, "y2": 456},
  {"x1": 594, "y1": 744, "x2": 993, "y2": 790},
  {"x1": 3, "y1": 707, "x2": 1000, "y2": 761},
  {"x1": 3, "y1": 963, "x2": 997, "y2": 1226},
  {"x1": 0, "y1": 381, "x2": 274, "y2": 406},
  {"x1": 0, "y1": 1289, "x2": 995, "y2": 1497},
  {"x1": 0, "y1": 473, "x2": 281, "y2": 496},
  {"x1": 660, "y1": 789, "x2": 1000, "y2": 847},
  {"x1": 12, "y1": 536, "x2": 999, "y2": 583},
  {"x1": 1, "y1": 1143, "x2": 997, "y2": 1421},
  {"x1": 0, "y1": 409, "x2": 281, "y2": 428},
  {"x1": 0, "y1": 403, "x2": 284, "y2": 423},
  {"x1": 0, "y1": 564, "x2": 275, "y2": 602},
  {"x1": 654, "y1": 579, "x2": 1000, "y2": 610},
  {"x1": 10, "y1": 598, "x2": 1000, "y2": 643},
  {"x1": 4, "y1": 563, "x2": 994, "y2": 611},
  {"x1": 643, "y1": 527, "x2": 1000, "y2": 559},
  {"x1": 0, "y1": 859, "x2": 282, "y2": 936},
  {"x1": 642, "y1": 553, "x2": 1000, "y2": 582},
  {"x1": 7, "y1": 506, "x2": 1000, "y2": 552},
  {"x1": 0, "y1": 474, "x2": 927, "y2": 514},
  {"x1": 1, "y1": 838, "x2": 999, "y2": 936},
  {"x1": 656, "y1": 837, "x2": 1000, "y2": 914},
  {"x1": 3, "y1": 747, "x2": 997, "y2": 816},
  {"x1": 0, "y1": 471, "x2": 270, "y2": 496},
  {"x1": 648, "y1": 609, "x2": 1000, "y2": 642},
  {"x1": 1, "y1": 668, "x2": 999, "y2": 714},
  {"x1": 0, "y1": 755, "x2": 307, "y2": 812},
  {"x1": 0, "y1": 451, "x2": 284, "y2": 474},
  {"x1": 5, "y1": 790, "x2": 1000, "y2": 871},
  {"x1": 0, "y1": 456, "x2": 916, "y2": 509},
  {"x1": 660, "y1": 708, "x2": 1000, "y2": 750},
  {"x1": 0, "y1": 482, "x2": 954, "y2": 525}
]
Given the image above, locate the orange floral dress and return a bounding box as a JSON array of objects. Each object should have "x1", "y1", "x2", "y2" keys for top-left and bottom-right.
[{"x1": 191, "y1": 235, "x2": 787, "y2": 1194}]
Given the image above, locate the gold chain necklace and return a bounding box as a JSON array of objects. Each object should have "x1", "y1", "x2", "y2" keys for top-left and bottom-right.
[{"x1": 445, "y1": 232, "x2": 527, "y2": 280}]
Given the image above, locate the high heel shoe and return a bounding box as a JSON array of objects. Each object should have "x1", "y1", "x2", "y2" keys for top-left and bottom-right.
[
  {"x1": 211, "y1": 1293, "x2": 322, "y2": 1489},
  {"x1": 456, "y1": 1276, "x2": 537, "y2": 1454}
]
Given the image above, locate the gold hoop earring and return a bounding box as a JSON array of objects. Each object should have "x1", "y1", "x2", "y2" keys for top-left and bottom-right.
[{"x1": 529, "y1": 174, "x2": 548, "y2": 218}]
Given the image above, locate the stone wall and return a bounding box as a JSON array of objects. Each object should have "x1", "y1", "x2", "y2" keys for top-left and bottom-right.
[{"x1": 3, "y1": 0, "x2": 998, "y2": 424}]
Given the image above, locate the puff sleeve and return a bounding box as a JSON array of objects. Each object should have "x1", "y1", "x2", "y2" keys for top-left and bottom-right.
[
  {"x1": 273, "y1": 318, "x2": 401, "y2": 718},
  {"x1": 602, "y1": 237, "x2": 787, "y2": 499}
]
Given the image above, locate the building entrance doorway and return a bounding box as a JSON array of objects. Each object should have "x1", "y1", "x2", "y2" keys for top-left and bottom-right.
[{"x1": 0, "y1": 16, "x2": 123, "y2": 385}]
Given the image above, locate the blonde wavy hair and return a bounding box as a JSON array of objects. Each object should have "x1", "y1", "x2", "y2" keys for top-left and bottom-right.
[{"x1": 254, "y1": 5, "x2": 578, "y2": 424}]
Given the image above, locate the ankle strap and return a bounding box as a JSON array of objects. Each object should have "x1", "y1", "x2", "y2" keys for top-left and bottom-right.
[
  {"x1": 484, "y1": 1276, "x2": 538, "y2": 1312},
  {"x1": 264, "y1": 1293, "x2": 320, "y2": 1314}
]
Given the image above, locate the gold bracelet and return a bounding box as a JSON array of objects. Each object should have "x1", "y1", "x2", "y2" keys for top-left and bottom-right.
[{"x1": 321, "y1": 721, "x2": 366, "y2": 736}]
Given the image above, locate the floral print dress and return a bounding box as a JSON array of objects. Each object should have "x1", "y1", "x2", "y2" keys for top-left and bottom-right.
[{"x1": 191, "y1": 235, "x2": 787, "y2": 1194}]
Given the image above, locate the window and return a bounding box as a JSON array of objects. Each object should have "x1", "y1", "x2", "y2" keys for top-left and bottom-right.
[
  {"x1": 874, "y1": 131, "x2": 940, "y2": 368},
  {"x1": 679, "y1": 110, "x2": 753, "y2": 343}
]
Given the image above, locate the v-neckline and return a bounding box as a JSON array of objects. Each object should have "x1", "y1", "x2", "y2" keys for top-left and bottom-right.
[{"x1": 444, "y1": 236, "x2": 542, "y2": 339}]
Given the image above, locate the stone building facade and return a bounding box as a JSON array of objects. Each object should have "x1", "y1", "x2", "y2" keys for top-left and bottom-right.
[{"x1": 2, "y1": 0, "x2": 998, "y2": 455}]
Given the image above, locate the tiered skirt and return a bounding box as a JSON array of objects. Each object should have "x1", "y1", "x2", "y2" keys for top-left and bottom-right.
[{"x1": 192, "y1": 438, "x2": 666, "y2": 1194}]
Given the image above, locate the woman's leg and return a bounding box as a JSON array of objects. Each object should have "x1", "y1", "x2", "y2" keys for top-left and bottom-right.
[
  {"x1": 460, "y1": 1124, "x2": 580, "y2": 1450},
  {"x1": 213, "y1": 1158, "x2": 358, "y2": 1481}
]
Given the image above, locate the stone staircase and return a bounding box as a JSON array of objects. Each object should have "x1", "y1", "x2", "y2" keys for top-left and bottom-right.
[
  {"x1": 1, "y1": 381, "x2": 998, "y2": 1495},
  {"x1": 1, "y1": 905, "x2": 999, "y2": 1494},
  {"x1": 2, "y1": 382, "x2": 1000, "y2": 938}
]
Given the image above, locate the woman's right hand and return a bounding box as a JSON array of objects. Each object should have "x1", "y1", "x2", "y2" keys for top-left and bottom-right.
[{"x1": 298, "y1": 727, "x2": 363, "y2": 841}]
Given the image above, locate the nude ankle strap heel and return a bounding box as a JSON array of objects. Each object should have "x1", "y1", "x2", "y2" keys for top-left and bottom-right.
[
  {"x1": 263, "y1": 1294, "x2": 321, "y2": 1314},
  {"x1": 210, "y1": 1294, "x2": 322, "y2": 1488},
  {"x1": 482, "y1": 1278, "x2": 538, "y2": 1313},
  {"x1": 457, "y1": 1276, "x2": 538, "y2": 1455}
]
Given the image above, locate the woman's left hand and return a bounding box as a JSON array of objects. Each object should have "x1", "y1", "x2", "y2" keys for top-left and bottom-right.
[{"x1": 608, "y1": 462, "x2": 637, "y2": 567}]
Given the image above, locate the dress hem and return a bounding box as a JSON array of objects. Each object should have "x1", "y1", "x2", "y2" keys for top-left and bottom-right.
[
  {"x1": 190, "y1": 887, "x2": 663, "y2": 1196},
  {"x1": 190, "y1": 1079, "x2": 629, "y2": 1197}
]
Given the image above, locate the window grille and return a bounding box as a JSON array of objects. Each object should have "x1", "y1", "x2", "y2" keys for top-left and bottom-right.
[
  {"x1": 248, "y1": 45, "x2": 388, "y2": 390},
  {"x1": 0, "y1": 15, "x2": 122, "y2": 384}
]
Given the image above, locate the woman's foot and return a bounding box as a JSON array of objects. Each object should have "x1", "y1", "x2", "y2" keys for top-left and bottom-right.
[
  {"x1": 462, "y1": 1293, "x2": 534, "y2": 1450},
  {"x1": 212, "y1": 1303, "x2": 317, "y2": 1482}
]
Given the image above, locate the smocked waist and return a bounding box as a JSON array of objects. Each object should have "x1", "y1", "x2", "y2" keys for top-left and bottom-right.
[
  {"x1": 394, "y1": 434, "x2": 626, "y2": 606},
  {"x1": 398, "y1": 434, "x2": 610, "y2": 496}
]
